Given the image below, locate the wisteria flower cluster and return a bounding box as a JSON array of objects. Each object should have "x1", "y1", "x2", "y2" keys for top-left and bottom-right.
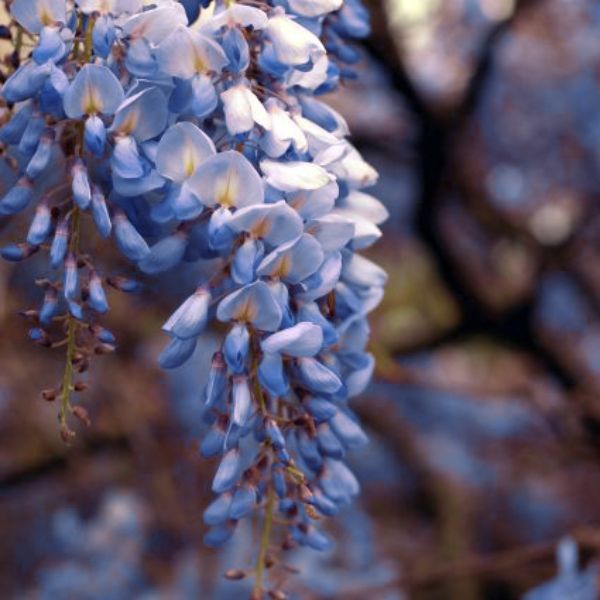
[{"x1": 0, "y1": 0, "x2": 387, "y2": 595}]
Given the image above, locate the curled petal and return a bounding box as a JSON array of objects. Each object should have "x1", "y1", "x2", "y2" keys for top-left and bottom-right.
[
  {"x1": 262, "y1": 322, "x2": 323, "y2": 357},
  {"x1": 207, "y1": 4, "x2": 268, "y2": 31},
  {"x1": 221, "y1": 83, "x2": 271, "y2": 135},
  {"x1": 163, "y1": 288, "x2": 211, "y2": 339},
  {"x1": 122, "y1": 2, "x2": 188, "y2": 44},
  {"x1": 298, "y1": 357, "x2": 342, "y2": 394},
  {"x1": 158, "y1": 336, "x2": 197, "y2": 369},
  {"x1": 139, "y1": 232, "x2": 188, "y2": 274},
  {"x1": 260, "y1": 159, "x2": 333, "y2": 192},
  {"x1": 266, "y1": 14, "x2": 325, "y2": 66},
  {"x1": 212, "y1": 448, "x2": 241, "y2": 494}
]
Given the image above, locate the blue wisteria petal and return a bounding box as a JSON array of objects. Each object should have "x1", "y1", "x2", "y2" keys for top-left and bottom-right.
[
  {"x1": 122, "y1": 2, "x2": 188, "y2": 44},
  {"x1": 187, "y1": 150, "x2": 264, "y2": 208},
  {"x1": 203, "y1": 492, "x2": 232, "y2": 526},
  {"x1": 113, "y1": 211, "x2": 150, "y2": 261},
  {"x1": 158, "y1": 336, "x2": 197, "y2": 369},
  {"x1": 223, "y1": 324, "x2": 250, "y2": 374},
  {"x1": 257, "y1": 234, "x2": 324, "y2": 284},
  {"x1": 63, "y1": 64, "x2": 124, "y2": 118},
  {"x1": 227, "y1": 200, "x2": 303, "y2": 247},
  {"x1": 77, "y1": 0, "x2": 142, "y2": 15},
  {"x1": 155, "y1": 122, "x2": 215, "y2": 183},
  {"x1": 33, "y1": 26, "x2": 67, "y2": 64},
  {"x1": 260, "y1": 159, "x2": 333, "y2": 192},
  {"x1": 71, "y1": 160, "x2": 92, "y2": 209},
  {"x1": 163, "y1": 288, "x2": 210, "y2": 339},
  {"x1": 139, "y1": 232, "x2": 188, "y2": 274},
  {"x1": 231, "y1": 238, "x2": 262, "y2": 285},
  {"x1": 221, "y1": 83, "x2": 271, "y2": 135},
  {"x1": 222, "y1": 27, "x2": 250, "y2": 74},
  {"x1": 207, "y1": 4, "x2": 268, "y2": 31},
  {"x1": 288, "y1": 0, "x2": 343, "y2": 17},
  {"x1": 217, "y1": 281, "x2": 282, "y2": 332},
  {"x1": 155, "y1": 27, "x2": 228, "y2": 79},
  {"x1": 212, "y1": 447, "x2": 241, "y2": 494},
  {"x1": 0, "y1": 179, "x2": 33, "y2": 216},
  {"x1": 26, "y1": 200, "x2": 52, "y2": 245},
  {"x1": 110, "y1": 88, "x2": 168, "y2": 142},
  {"x1": 262, "y1": 322, "x2": 324, "y2": 357},
  {"x1": 2, "y1": 61, "x2": 53, "y2": 103},
  {"x1": 231, "y1": 374, "x2": 252, "y2": 427},
  {"x1": 11, "y1": 0, "x2": 67, "y2": 34},
  {"x1": 258, "y1": 352, "x2": 288, "y2": 397},
  {"x1": 83, "y1": 115, "x2": 106, "y2": 155},
  {"x1": 266, "y1": 13, "x2": 326, "y2": 67},
  {"x1": 298, "y1": 357, "x2": 343, "y2": 394}
]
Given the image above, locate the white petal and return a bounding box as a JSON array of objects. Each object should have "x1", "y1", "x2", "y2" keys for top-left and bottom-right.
[{"x1": 260, "y1": 159, "x2": 333, "y2": 192}]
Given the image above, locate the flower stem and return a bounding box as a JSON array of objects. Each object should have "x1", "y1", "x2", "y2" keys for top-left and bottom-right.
[
  {"x1": 59, "y1": 207, "x2": 81, "y2": 430},
  {"x1": 254, "y1": 482, "x2": 276, "y2": 598},
  {"x1": 59, "y1": 314, "x2": 77, "y2": 427}
]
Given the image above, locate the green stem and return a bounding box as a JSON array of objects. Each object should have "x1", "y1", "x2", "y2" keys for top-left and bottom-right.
[
  {"x1": 59, "y1": 207, "x2": 81, "y2": 427},
  {"x1": 83, "y1": 16, "x2": 94, "y2": 62},
  {"x1": 59, "y1": 315, "x2": 77, "y2": 426},
  {"x1": 254, "y1": 483, "x2": 275, "y2": 597}
]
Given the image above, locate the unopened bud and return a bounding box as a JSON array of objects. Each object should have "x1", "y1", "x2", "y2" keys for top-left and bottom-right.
[
  {"x1": 224, "y1": 569, "x2": 246, "y2": 581},
  {"x1": 76, "y1": 359, "x2": 89, "y2": 373},
  {"x1": 60, "y1": 424, "x2": 76, "y2": 444},
  {"x1": 73, "y1": 381, "x2": 88, "y2": 392},
  {"x1": 19, "y1": 309, "x2": 39, "y2": 321},
  {"x1": 264, "y1": 552, "x2": 276, "y2": 569},
  {"x1": 304, "y1": 505, "x2": 320, "y2": 520},
  {"x1": 72, "y1": 405, "x2": 91, "y2": 427},
  {"x1": 299, "y1": 484, "x2": 313, "y2": 503},
  {"x1": 94, "y1": 343, "x2": 115, "y2": 355},
  {"x1": 41, "y1": 388, "x2": 58, "y2": 402},
  {"x1": 282, "y1": 534, "x2": 297, "y2": 551}
]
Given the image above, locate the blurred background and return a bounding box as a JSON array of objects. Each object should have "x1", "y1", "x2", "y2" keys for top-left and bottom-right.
[{"x1": 2, "y1": 0, "x2": 600, "y2": 598}]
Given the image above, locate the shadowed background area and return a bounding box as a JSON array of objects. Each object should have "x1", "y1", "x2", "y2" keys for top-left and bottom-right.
[{"x1": 2, "y1": 0, "x2": 600, "y2": 598}]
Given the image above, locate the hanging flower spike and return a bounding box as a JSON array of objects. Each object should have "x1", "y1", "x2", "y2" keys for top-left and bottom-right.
[{"x1": 0, "y1": 0, "x2": 387, "y2": 594}]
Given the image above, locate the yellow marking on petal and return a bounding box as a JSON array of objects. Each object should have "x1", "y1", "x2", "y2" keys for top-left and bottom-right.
[
  {"x1": 117, "y1": 110, "x2": 139, "y2": 136},
  {"x1": 272, "y1": 254, "x2": 291, "y2": 279},
  {"x1": 290, "y1": 193, "x2": 306, "y2": 211},
  {"x1": 234, "y1": 299, "x2": 257, "y2": 324},
  {"x1": 216, "y1": 170, "x2": 238, "y2": 207},
  {"x1": 193, "y1": 49, "x2": 208, "y2": 74},
  {"x1": 250, "y1": 218, "x2": 271, "y2": 239},
  {"x1": 39, "y1": 4, "x2": 54, "y2": 26},
  {"x1": 183, "y1": 144, "x2": 198, "y2": 178},
  {"x1": 83, "y1": 84, "x2": 104, "y2": 115}
]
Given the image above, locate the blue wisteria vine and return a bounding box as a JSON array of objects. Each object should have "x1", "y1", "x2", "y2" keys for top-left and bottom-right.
[{"x1": 0, "y1": 0, "x2": 387, "y2": 595}]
